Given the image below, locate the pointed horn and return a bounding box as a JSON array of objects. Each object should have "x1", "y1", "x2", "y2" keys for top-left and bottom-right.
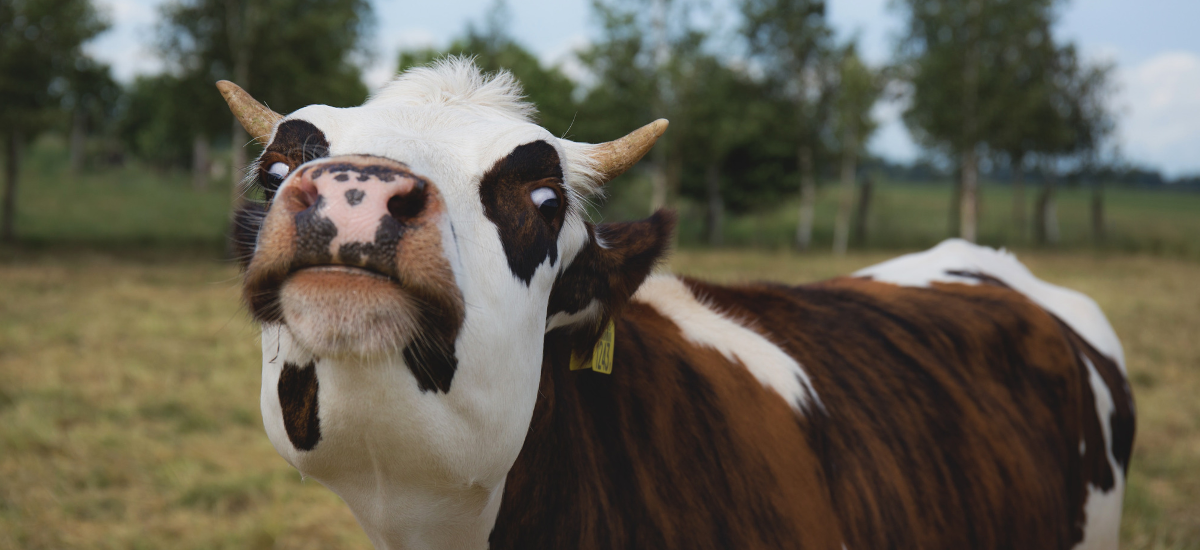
[
  {"x1": 590, "y1": 119, "x2": 669, "y2": 184},
  {"x1": 216, "y1": 80, "x2": 283, "y2": 144}
]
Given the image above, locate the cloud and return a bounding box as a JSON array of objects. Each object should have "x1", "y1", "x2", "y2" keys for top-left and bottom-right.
[{"x1": 1116, "y1": 50, "x2": 1200, "y2": 176}]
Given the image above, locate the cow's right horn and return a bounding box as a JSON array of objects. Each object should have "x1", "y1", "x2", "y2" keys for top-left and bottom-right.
[
  {"x1": 589, "y1": 119, "x2": 669, "y2": 185},
  {"x1": 216, "y1": 80, "x2": 283, "y2": 144}
]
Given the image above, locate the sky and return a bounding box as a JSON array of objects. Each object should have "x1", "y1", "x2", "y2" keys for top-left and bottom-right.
[{"x1": 88, "y1": 0, "x2": 1200, "y2": 177}]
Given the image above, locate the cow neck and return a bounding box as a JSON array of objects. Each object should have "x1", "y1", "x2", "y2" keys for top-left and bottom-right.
[{"x1": 489, "y1": 302, "x2": 842, "y2": 549}]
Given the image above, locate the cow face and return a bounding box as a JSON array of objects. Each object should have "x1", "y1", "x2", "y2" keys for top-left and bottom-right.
[{"x1": 222, "y1": 59, "x2": 671, "y2": 545}]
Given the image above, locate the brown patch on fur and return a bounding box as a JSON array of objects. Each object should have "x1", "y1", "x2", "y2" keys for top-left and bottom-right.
[
  {"x1": 278, "y1": 360, "x2": 321, "y2": 451},
  {"x1": 257, "y1": 120, "x2": 330, "y2": 200},
  {"x1": 479, "y1": 140, "x2": 568, "y2": 285},
  {"x1": 495, "y1": 272, "x2": 1132, "y2": 549}
]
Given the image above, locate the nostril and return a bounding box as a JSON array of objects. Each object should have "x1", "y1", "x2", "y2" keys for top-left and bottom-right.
[
  {"x1": 285, "y1": 180, "x2": 320, "y2": 213},
  {"x1": 387, "y1": 182, "x2": 427, "y2": 223}
]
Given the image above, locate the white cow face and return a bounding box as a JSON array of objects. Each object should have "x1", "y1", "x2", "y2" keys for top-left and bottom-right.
[{"x1": 223, "y1": 59, "x2": 671, "y2": 546}]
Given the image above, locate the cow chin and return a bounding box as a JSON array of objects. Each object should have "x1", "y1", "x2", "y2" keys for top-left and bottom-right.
[{"x1": 279, "y1": 267, "x2": 420, "y2": 359}]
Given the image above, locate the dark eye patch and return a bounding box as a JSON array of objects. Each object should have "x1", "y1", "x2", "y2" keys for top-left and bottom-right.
[
  {"x1": 479, "y1": 140, "x2": 567, "y2": 286},
  {"x1": 257, "y1": 119, "x2": 330, "y2": 200}
]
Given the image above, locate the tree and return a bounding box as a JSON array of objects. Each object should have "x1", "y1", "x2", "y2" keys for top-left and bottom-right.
[
  {"x1": 63, "y1": 56, "x2": 120, "y2": 173},
  {"x1": 1031, "y1": 46, "x2": 1115, "y2": 245},
  {"x1": 671, "y1": 55, "x2": 774, "y2": 245},
  {"x1": 740, "y1": 0, "x2": 835, "y2": 250},
  {"x1": 981, "y1": 10, "x2": 1060, "y2": 242},
  {"x1": 0, "y1": 0, "x2": 108, "y2": 242},
  {"x1": 156, "y1": 0, "x2": 373, "y2": 190},
  {"x1": 896, "y1": 0, "x2": 1059, "y2": 242},
  {"x1": 831, "y1": 44, "x2": 881, "y2": 255},
  {"x1": 577, "y1": 0, "x2": 711, "y2": 214}
]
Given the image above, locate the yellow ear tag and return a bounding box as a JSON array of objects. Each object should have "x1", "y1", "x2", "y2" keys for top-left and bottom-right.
[{"x1": 569, "y1": 320, "x2": 615, "y2": 374}]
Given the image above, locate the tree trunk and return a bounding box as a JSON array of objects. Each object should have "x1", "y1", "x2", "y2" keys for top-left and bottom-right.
[
  {"x1": 1035, "y1": 179, "x2": 1059, "y2": 245},
  {"x1": 69, "y1": 109, "x2": 87, "y2": 173},
  {"x1": 795, "y1": 145, "x2": 816, "y2": 251},
  {"x1": 852, "y1": 174, "x2": 873, "y2": 247},
  {"x1": 2, "y1": 131, "x2": 20, "y2": 243},
  {"x1": 949, "y1": 165, "x2": 962, "y2": 237},
  {"x1": 1091, "y1": 185, "x2": 1105, "y2": 243},
  {"x1": 834, "y1": 125, "x2": 857, "y2": 255},
  {"x1": 704, "y1": 161, "x2": 724, "y2": 246},
  {"x1": 959, "y1": 3, "x2": 980, "y2": 243},
  {"x1": 192, "y1": 135, "x2": 211, "y2": 191},
  {"x1": 227, "y1": 0, "x2": 255, "y2": 199},
  {"x1": 960, "y1": 146, "x2": 979, "y2": 242},
  {"x1": 1011, "y1": 151, "x2": 1025, "y2": 242}
]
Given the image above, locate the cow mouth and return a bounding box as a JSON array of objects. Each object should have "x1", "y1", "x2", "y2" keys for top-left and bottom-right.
[{"x1": 291, "y1": 264, "x2": 398, "y2": 284}]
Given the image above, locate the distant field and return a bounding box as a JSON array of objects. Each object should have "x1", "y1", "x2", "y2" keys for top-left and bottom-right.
[
  {"x1": 1, "y1": 250, "x2": 1197, "y2": 549},
  {"x1": 7, "y1": 137, "x2": 1200, "y2": 260}
]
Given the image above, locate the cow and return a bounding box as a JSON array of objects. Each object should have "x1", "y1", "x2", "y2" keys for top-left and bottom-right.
[{"x1": 220, "y1": 58, "x2": 1135, "y2": 550}]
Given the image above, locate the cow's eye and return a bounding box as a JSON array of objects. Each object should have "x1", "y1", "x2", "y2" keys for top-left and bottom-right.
[
  {"x1": 267, "y1": 162, "x2": 290, "y2": 183},
  {"x1": 530, "y1": 187, "x2": 560, "y2": 218}
]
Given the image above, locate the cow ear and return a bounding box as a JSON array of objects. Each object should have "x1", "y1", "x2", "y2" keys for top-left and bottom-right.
[{"x1": 546, "y1": 209, "x2": 675, "y2": 343}]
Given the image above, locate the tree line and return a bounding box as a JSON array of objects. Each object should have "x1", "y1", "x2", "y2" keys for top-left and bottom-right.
[{"x1": 2, "y1": 0, "x2": 1126, "y2": 250}]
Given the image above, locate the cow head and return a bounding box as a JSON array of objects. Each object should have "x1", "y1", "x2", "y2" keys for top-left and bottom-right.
[{"x1": 222, "y1": 59, "x2": 672, "y2": 547}]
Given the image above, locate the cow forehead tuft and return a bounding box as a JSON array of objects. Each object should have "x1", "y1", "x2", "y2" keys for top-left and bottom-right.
[{"x1": 367, "y1": 57, "x2": 536, "y2": 123}]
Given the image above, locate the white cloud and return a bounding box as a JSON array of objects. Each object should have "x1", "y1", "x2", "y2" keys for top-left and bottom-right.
[{"x1": 1116, "y1": 50, "x2": 1200, "y2": 176}]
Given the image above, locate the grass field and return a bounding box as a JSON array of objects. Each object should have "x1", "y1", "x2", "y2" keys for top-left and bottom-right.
[
  {"x1": 8, "y1": 136, "x2": 1200, "y2": 259},
  {"x1": 1, "y1": 249, "x2": 1198, "y2": 549},
  {"x1": 2, "y1": 142, "x2": 1198, "y2": 547}
]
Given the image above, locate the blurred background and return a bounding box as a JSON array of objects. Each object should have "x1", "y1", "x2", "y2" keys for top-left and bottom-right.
[{"x1": 1, "y1": 0, "x2": 1197, "y2": 548}]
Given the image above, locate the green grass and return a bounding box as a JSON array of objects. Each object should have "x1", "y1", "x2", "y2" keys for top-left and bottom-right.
[
  {"x1": 6, "y1": 135, "x2": 1200, "y2": 260},
  {"x1": 663, "y1": 179, "x2": 1200, "y2": 256},
  {"x1": 6, "y1": 136, "x2": 237, "y2": 251},
  {"x1": 0, "y1": 250, "x2": 1197, "y2": 548}
]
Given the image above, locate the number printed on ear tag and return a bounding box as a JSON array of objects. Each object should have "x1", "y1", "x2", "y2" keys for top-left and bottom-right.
[
  {"x1": 569, "y1": 320, "x2": 615, "y2": 375},
  {"x1": 590, "y1": 321, "x2": 614, "y2": 374}
]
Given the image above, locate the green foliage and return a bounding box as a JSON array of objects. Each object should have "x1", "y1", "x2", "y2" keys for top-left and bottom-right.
[
  {"x1": 738, "y1": 0, "x2": 835, "y2": 133},
  {"x1": 117, "y1": 0, "x2": 375, "y2": 170},
  {"x1": 0, "y1": 0, "x2": 109, "y2": 134},
  {"x1": 160, "y1": 0, "x2": 373, "y2": 113},
  {"x1": 118, "y1": 73, "x2": 228, "y2": 168},
  {"x1": 894, "y1": 0, "x2": 1112, "y2": 164},
  {"x1": 831, "y1": 44, "x2": 882, "y2": 155}
]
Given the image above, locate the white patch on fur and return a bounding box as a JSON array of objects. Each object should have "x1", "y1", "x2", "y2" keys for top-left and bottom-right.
[
  {"x1": 633, "y1": 275, "x2": 821, "y2": 413},
  {"x1": 1075, "y1": 353, "x2": 1128, "y2": 550},
  {"x1": 854, "y1": 239, "x2": 1126, "y2": 372},
  {"x1": 546, "y1": 299, "x2": 601, "y2": 333},
  {"x1": 1072, "y1": 354, "x2": 1125, "y2": 550}
]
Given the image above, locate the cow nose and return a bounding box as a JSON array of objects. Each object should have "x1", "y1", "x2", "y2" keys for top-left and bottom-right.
[{"x1": 279, "y1": 156, "x2": 431, "y2": 265}]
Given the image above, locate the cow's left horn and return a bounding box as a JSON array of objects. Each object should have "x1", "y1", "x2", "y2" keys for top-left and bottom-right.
[
  {"x1": 589, "y1": 119, "x2": 669, "y2": 184},
  {"x1": 216, "y1": 80, "x2": 283, "y2": 144}
]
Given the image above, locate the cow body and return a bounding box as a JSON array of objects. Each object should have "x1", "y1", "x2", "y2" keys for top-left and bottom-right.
[
  {"x1": 222, "y1": 60, "x2": 1133, "y2": 550},
  {"x1": 496, "y1": 241, "x2": 1135, "y2": 550}
]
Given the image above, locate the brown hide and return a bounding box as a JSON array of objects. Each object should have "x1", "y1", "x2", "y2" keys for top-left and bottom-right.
[{"x1": 491, "y1": 275, "x2": 1133, "y2": 550}]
